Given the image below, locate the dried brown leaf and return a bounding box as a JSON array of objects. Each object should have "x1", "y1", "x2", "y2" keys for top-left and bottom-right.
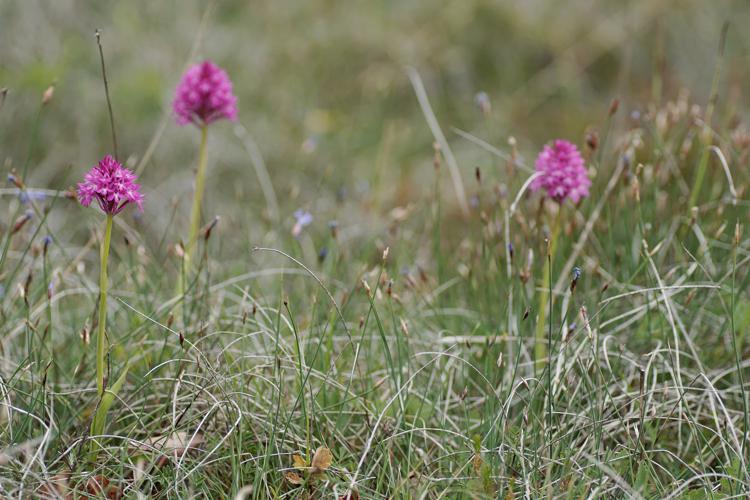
[
  {"x1": 292, "y1": 453, "x2": 307, "y2": 469},
  {"x1": 284, "y1": 471, "x2": 304, "y2": 485},
  {"x1": 137, "y1": 432, "x2": 204, "y2": 454},
  {"x1": 311, "y1": 446, "x2": 332, "y2": 472},
  {"x1": 472, "y1": 453, "x2": 483, "y2": 474}
]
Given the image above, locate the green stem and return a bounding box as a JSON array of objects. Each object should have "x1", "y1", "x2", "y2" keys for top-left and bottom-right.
[
  {"x1": 177, "y1": 125, "x2": 208, "y2": 324},
  {"x1": 547, "y1": 241, "x2": 553, "y2": 463},
  {"x1": 731, "y1": 223, "x2": 748, "y2": 461},
  {"x1": 188, "y1": 124, "x2": 209, "y2": 257},
  {"x1": 96, "y1": 214, "x2": 113, "y2": 397},
  {"x1": 534, "y1": 208, "x2": 562, "y2": 372}
]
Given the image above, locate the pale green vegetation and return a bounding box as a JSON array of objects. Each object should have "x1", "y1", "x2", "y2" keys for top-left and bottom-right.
[{"x1": 1, "y1": 1, "x2": 750, "y2": 498}]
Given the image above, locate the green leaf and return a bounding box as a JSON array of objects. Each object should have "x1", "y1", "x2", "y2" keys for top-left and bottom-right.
[{"x1": 88, "y1": 362, "x2": 130, "y2": 460}]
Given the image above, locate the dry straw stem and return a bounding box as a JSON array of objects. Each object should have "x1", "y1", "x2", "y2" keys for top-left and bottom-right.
[{"x1": 406, "y1": 66, "x2": 469, "y2": 217}]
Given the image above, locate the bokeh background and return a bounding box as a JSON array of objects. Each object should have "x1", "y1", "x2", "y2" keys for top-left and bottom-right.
[{"x1": 0, "y1": 0, "x2": 747, "y2": 260}]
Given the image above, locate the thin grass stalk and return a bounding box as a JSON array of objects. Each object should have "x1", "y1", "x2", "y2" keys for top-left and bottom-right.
[
  {"x1": 545, "y1": 240, "x2": 554, "y2": 496},
  {"x1": 686, "y1": 23, "x2": 728, "y2": 212},
  {"x1": 731, "y1": 222, "x2": 748, "y2": 462}
]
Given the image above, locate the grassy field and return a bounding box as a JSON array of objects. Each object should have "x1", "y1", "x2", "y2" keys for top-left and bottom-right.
[{"x1": 2, "y1": 1, "x2": 750, "y2": 497}]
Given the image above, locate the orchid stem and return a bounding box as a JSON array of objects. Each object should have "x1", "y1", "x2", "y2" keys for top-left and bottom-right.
[
  {"x1": 96, "y1": 214, "x2": 113, "y2": 398},
  {"x1": 188, "y1": 124, "x2": 209, "y2": 257},
  {"x1": 535, "y1": 208, "x2": 562, "y2": 373},
  {"x1": 178, "y1": 124, "x2": 208, "y2": 324}
]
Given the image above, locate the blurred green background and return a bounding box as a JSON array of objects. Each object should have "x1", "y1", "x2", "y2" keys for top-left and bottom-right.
[{"x1": 0, "y1": 0, "x2": 746, "y2": 253}]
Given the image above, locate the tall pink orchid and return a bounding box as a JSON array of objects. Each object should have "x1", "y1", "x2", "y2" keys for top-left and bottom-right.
[
  {"x1": 173, "y1": 60, "x2": 238, "y2": 257},
  {"x1": 530, "y1": 140, "x2": 590, "y2": 388},
  {"x1": 78, "y1": 154, "x2": 142, "y2": 449}
]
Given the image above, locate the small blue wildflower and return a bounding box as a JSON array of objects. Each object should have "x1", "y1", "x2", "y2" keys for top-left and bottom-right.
[
  {"x1": 42, "y1": 235, "x2": 52, "y2": 255},
  {"x1": 470, "y1": 194, "x2": 480, "y2": 209},
  {"x1": 474, "y1": 91, "x2": 491, "y2": 115},
  {"x1": 571, "y1": 266, "x2": 582, "y2": 293},
  {"x1": 292, "y1": 209, "x2": 313, "y2": 238}
]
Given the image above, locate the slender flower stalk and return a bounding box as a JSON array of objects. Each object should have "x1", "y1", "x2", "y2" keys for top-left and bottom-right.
[
  {"x1": 78, "y1": 154, "x2": 142, "y2": 456},
  {"x1": 535, "y1": 209, "x2": 562, "y2": 371},
  {"x1": 96, "y1": 214, "x2": 113, "y2": 396},
  {"x1": 188, "y1": 124, "x2": 209, "y2": 254}
]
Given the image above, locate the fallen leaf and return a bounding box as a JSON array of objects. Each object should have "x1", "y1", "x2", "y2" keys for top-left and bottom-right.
[
  {"x1": 135, "y1": 432, "x2": 204, "y2": 454},
  {"x1": 284, "y1": 471, "x2": 304, "y2": 485},
  {"x1": 311, "y1": 446, "x2": 332, "y2": 472},
  {"x1": 156, "y1": 432, "x2": 203, "y2": 451},
  {"x1": 292, "y1": 453, "x2": 307, "y2": 469}
]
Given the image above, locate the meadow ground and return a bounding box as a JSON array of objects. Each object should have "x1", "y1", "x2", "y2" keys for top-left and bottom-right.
[{"x1": 2, "y1": 1, "x2": 750, "y2": 498}]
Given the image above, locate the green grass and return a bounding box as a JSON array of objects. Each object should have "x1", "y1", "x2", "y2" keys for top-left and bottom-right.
[{"x1": 2, "y1": 1, "x2": 750, "y2": 498}]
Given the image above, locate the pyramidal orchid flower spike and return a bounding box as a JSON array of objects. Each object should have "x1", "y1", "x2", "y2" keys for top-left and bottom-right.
[
  {"x1": 173, "y1": 60, "x2": 238, "y2": 315},
  {"x1": 173, "y1": 60, "x2": 238, "y2": 127},
  {"x1": 78, "y1": 154, "x2": 140, "y2": 460},
  {"x1": 173, "y1": 60, "x2": 238, "y2": 259},
  {"x1": 77, "y1": 155, "x2": 143, "y2": 215},
  {"x1": 530, "y1": 139, "x2": 591, "y2": 204},
  {"x1": 529, "y1": 140, "x2": 590, "y2": 398}
]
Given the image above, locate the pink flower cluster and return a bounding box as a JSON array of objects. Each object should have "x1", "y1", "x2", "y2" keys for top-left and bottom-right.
[
  {"x1": 78, "y1": 155, "x2": 144, "y2": 215},
  {"x1": 531, "y1": 139, "x2": 591, "y2": 204},
  {"x1": 172, "y1": 60, "x2": 238, "y2": 126}
]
